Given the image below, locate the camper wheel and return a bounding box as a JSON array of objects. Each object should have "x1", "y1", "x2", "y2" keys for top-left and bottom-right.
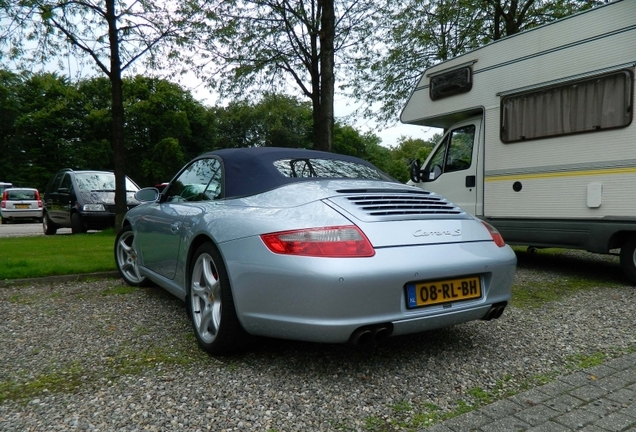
[{"x1": 619, "y1": 237, "x2": 636, "y2": 285}]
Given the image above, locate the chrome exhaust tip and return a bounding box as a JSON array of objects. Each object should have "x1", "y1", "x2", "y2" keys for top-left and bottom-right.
[
  {"x1": 349, "y1": 324, "x2": 393, "y2": 345},
  {"x1": 481, "y1": 302, "x2": 507, "y2": 321}
]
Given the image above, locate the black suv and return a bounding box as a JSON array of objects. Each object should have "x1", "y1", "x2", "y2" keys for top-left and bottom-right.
[{"x1": 42, "y1": 169, "x2": 140, "y2": 234}]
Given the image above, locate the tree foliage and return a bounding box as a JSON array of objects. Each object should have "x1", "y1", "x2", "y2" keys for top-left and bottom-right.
[
  {"x1": 2, "y1": 0, "x2": 606, "y2": 192},
  {"x1": 0, "y1": 0, "x2": 193, "y2": 231},
  {"x1": 347, "y1": 0, "x2": 606, "y2": 126},
  {"x1": 0, "y1": 72, "x2": 420, "y2": 190},
  {"x1": 4, "y1": 72, "x2": 86, "y2": 189},
  {"x1": 208, "y1": 93, "x2": 315, "y2": 149},
  {"x1": 0, "y1": 73, "x2": 211, "y2": 189},
  {"x1": 191, "y1": 0, "x2": 376, "y2": 152}
]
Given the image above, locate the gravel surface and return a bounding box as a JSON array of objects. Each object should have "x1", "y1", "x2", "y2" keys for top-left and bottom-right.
[{"x1": 1, "y1": 250, "x2": 635, "y2": 431}]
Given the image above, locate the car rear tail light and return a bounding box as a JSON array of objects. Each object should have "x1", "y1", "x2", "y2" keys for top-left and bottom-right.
[
  {"x1": 261, "y1": 226, "x2": 375, "y2": 257},
  {"x1": 36, "y1": 190, "x2": 42, "y2": 208},
  {"x1": 1, "y1": 191, "x2": 6, "y2": 208},
  {"x1": 481, "y1": 221, "x2": 506, "y2": 247}
]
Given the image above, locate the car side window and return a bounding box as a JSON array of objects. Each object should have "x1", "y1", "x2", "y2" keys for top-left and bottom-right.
[
  {"x1": 60, "y1": 174, "x2": 73, "y2": 192},
  {"x1": 48, "y1": 172, "x2": 64, "y2": 193},
  {"x1": 165, "y1": 158, "x2": 222, "y2": 203}
]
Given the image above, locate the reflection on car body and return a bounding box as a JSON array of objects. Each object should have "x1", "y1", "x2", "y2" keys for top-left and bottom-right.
[{"x1": 115, "y1": 147, "x2": 516, "y2": 354}]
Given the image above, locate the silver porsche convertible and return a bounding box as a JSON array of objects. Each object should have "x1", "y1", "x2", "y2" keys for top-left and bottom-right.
[{"x1": 115, "y1": 147, "x2": 516, "y2": 354}]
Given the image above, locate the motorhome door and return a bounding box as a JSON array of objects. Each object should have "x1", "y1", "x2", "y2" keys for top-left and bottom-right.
[{"x1": 416, "y1": 119, "x2": 481, "y2": 215}]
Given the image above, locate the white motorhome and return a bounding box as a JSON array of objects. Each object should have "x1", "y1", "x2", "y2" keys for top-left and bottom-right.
[{"x1": 402, "y1": 0, "x2": 636, "y2": 282}]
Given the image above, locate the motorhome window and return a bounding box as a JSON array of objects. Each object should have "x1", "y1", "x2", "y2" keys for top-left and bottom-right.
[
  {"x1": 501, "y1": 71, "x2": 632, "y2": 143},
  {"x1": 430, "y1": 67, "x2": 473, "y2": 100},
  {"x1": 426, "y1": 125, "x2": 475, "y2": 180}
]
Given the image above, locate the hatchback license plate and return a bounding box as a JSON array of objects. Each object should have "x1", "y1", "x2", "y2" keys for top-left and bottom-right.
[
  {"x1": 406, "y1": 276, "x2": 481, "y2": 309},
  {"x1": 15, "y1": 204, "x2": 30, "y2": 209}
]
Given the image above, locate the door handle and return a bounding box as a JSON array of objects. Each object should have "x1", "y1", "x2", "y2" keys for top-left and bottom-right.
[
  {"x1": 170, "y1": 221, "x2": 181, "y2": 234},
  {"x1": 465, "y1": 175, "x2": 476, "y2": 188}
]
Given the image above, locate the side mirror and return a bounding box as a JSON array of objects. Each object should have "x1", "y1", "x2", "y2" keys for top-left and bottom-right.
[
  {"x1": 135, "y1": 187, "x2": 160, "y2": 202},
  {"x1": 409, "y1": 159, "x2": 422, "y2": 183}
]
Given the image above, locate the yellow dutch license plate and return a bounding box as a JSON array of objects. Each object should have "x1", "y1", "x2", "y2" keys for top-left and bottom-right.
[
  {"x1": 406, "y1": 276, "x2": 481, "y2": 309},
  {"x1": 15, "y1": 204, "x2": 30, "y2": 209}
]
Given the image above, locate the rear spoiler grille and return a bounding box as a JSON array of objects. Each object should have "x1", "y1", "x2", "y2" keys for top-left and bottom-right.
[{"x1": 342, "y1": 192, "x2": 463, "y2": 216}]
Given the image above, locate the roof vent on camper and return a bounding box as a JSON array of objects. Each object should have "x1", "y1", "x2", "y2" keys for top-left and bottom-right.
[{"x1": 430, "y1": 66, "x2": 473, "y2": 100}]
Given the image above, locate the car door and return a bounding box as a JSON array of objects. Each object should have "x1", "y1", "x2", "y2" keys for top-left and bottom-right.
[
  {"x1": 136, "y1": 157, "x2": 223, "y2": 280},
  {"x1": 46, "y1": 172, "x2": 72, "y2": 226},
  {"x1": 419, "y1": 120, "x2": 481, "y2": 215},
  {"x1": 54, "y1": 173, "x2": 75, "y2": 227}
]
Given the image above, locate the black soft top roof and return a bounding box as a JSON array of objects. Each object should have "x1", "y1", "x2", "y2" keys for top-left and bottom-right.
[{"x1": 198, "y1": 147, "x2": 393, "y2": 198}]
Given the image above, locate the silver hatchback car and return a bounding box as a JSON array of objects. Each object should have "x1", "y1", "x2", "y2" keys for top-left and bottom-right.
[
  {"x1": 1, "y1": 187, "x2": 43, "y2": 224},
  {"x1": 115, "y1": 147, "x2": 517, "y2": 354}
]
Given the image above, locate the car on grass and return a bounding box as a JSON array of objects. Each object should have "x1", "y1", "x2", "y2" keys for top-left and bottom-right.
[
  {"x1": 1, "y1": 187, "x2": 43, "y2": 224},
  {"x1": 43, "y1": 169, "x2": 140, "y2": 235},
  {"x1": 115, "y1": 147, "x2": 516, "y2": 354}
]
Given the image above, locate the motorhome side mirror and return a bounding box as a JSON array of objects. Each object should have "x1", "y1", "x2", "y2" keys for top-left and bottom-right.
[{"x1": 409, "y1": 159, "x2": 422, "y2": 183}]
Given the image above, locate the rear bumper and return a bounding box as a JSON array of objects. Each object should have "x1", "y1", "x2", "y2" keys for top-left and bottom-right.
[
  {"x1": 79, "y1": 212, "x2": 115, "y2": 230},
  {"x1": 1, "y1": 209, "x2": 43, "y2": 220},
  {"x1": 221, "y1": 238, "x2": 516, "y2": 343}
]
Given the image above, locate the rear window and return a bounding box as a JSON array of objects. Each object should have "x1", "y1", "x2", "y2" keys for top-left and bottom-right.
[
  {"x1": 272, "y1": 158, "x2": 390, "y2": 180},
  {"x1": 7, "y1": 189, "x2": 37, "y2": 200}
]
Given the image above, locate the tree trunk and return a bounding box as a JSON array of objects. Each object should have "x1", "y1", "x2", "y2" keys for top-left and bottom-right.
[
  {"x1": 106, "y1": 0, "x2": 127, "y2": 234},
  {"x1": 315, "y1": 0, "x2": 335, "y2": 152}
]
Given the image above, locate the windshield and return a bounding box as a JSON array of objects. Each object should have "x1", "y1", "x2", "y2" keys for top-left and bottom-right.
[{"x1": 75, "y1": 173, "x2": 139, "y2": 192}]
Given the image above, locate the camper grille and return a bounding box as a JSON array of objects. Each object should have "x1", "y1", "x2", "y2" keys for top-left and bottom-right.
[{"x1": 343, "y1": 193, "x2": 462, "y2": 217}]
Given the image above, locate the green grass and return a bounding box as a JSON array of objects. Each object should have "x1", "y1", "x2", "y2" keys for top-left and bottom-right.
[
  {"x1": 0, "y1": 344, "x2": 205, "y2": 403},
  {"x1": 510, "y1": 246, "x2": 626, "y2": 309},
  {"x1": 0, "y1": 362, "x2": 86, "y2": 403},
  {"x1": 0, "y1": 229, "x2": 116, "y2": 279},
  {"x1": 565, "y1": 351, "x2": 607, "y2": 370},
  {"x1": 359, "y1": 358, "x2": 631, "y2": 432},
  {"x1": 510, "y1": 275, "x2": 605, "y2": 309}
]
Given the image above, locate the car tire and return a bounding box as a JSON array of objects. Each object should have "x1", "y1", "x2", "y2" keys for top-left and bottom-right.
[
  {"x1": 187, "y1": 242, "x2": 248, "y2": 355},
  {"x1": 71, "y1": 213, "x2": 86, "y2": 234},
  {"x1": 620, "y1": 237, "x2": 636, "y2": 285},
  {"x1": 114, "y1": 225, "x2": 153, "y2": 287},
  {"x1": 43, "y1": 213, "x2": 57, "y2": 235}
]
